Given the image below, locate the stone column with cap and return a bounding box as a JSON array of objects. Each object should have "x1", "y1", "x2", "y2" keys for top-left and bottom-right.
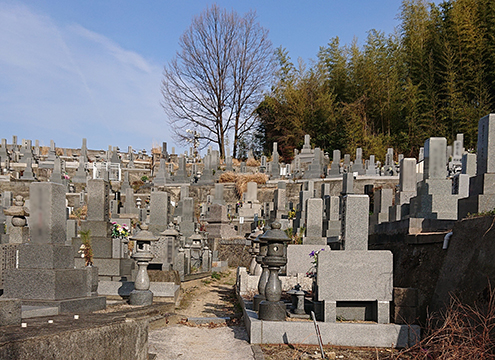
[
  {"x1": 129, "y1": 224, "x2": 158, "y2": 306},
  {"x1": 258, "y1": 222, "x2": 290, "y2": 321}
]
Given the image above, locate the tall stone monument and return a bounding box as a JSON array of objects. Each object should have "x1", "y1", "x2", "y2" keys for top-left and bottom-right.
[{"x1": 4, "y1": 182, "x2": 105, "y2": 313}]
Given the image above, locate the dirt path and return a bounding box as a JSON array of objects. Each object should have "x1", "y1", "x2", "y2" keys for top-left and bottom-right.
[{"x1": 148, "y1": 269, "x2": 257, "y2": 360}]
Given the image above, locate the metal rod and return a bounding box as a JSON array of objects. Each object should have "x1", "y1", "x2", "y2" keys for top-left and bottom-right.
[{"x1": 311, "y1": 311, "x2": 325, "y2": 358}]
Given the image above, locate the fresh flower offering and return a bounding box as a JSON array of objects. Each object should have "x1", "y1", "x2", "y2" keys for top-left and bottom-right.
[
  {"x1": 111, "y1": 222, "x2": 130, "y2": 238},
  {"x1": 306, "y1": 248, "x2": 325, "y2": 278}
]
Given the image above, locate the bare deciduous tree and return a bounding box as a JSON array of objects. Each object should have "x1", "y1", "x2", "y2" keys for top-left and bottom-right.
[{"x1": 161, "y1": 4, "x2": 274, "y2": 158}]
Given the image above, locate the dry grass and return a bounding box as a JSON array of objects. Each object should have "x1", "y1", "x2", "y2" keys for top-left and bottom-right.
[
  {"x1": 235, "y1": 173, "x2": 268, "y2": 198},
  {"x1": 40, "y1": 146, "x2": 49, "y2": 156},
  {"x1": 56, "y1": 148, "x2": 64, "y2": 156},
  {"x1": 246, "y1": 158, "x2": 260, "y2": 166},
  {"x1": 219, "y1": 171, "x2": 238, "y2": 183},
  {"x1": 398, "y1": 289, "x2": 495, "y2": 359},
  {"x1": 151, "y1": 147, "x2": 161, "y2": 154},
  {"x1": 218, "y1": 172, "x2": 268, "y2": 198},
  {"x1": 232, "y1": 158, "x2": 241, "y2": 166}
]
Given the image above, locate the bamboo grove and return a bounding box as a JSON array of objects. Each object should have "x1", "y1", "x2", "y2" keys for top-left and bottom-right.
[{"x1": 252, "y1": 0, "x2": 495, "y2": 162}]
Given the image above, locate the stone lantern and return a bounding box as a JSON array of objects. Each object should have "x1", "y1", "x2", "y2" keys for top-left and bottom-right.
[
  {"x1": 3, "y1": 195, "x2": 29, "y2": 244},
  {"x1": 253, "y1": 230, "x2": 269, "y2": 312},
  {"x1": 189, "y1": 229, "x2": 203, "y2": 270},
  {"x1": 258, "y1": 222, "x2": 290, "y2": 321},
  {"x1": 160, "y1": 223, "x2": 180, "y2": 270},
  {"x1": 129, "y1": 224, "x2": 158, "y2": 306},
  {"x1": 248, "y1": 229, "x2": 263, "y2": 275}
]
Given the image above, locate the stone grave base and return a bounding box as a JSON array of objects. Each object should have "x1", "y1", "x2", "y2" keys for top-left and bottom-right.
[
  {"x1": 129, "y1": 290, "x2": 153, "y2": 306},
  {"x1": 98, "y1": 281, "x2": 180, "y2": 304},
  {"x1": 238, "y1": 295, "x2": 420, "y2": 347},
  {"x1": 259, "y1": 300, "x2": 286, "y2": 321},
  {"x1": 21, "y1": 296, "x2": 106, "y2": 316}
]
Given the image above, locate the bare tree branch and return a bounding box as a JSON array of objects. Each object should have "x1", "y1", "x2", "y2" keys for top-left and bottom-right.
[{"x1": 161, "y1": 5, "x2": 274, "y2": 158}]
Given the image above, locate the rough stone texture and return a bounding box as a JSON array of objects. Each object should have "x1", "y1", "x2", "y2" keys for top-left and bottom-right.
[
  {"x1": 369, "y1": 216, "x2": 495, "y2": 324},
  {"x1": 18, "y1": 244, "x2": 74, "y2": 269},
  {"x1": 341, "y1": 195, "x2": 369, "y2": 251},
  {"x1": 80, "y1": 220, "x2": 112, "y2": 238},
  {"x1": 410, "y1": 179, "x2": 459, "y2": 220},
  {"x1": 0, "y1": 315, "x2": 148, "y2": 360},
  {"x1": 129, "y1": 289, "x2": 153, "y2": 306},
  {"x1": 430, "y1": 215, "x2": 495, "y2": 312},
  {"x1": 462, "y1": 153, "x2": 477, "y2": 176},
  {"x1": 148, "y1": 191, "x2": 168, "y2": 235},
  {"x1": 21, "y1": 296, "x2": 106, "y2": 314},
  {"x1": 424, "y1": 137, "x2": 447, "y2": 180},
  {"x1": 458, "y1": 172, "x2": 495, "y2": 219},
  {"x1": 317, "y1": 250, "x2": 393, "y2": 302},
  {"x1": 86, "y1": 179, "x2": 110, "y2": 222},
  {"x1": 393, "y1": 287, "x2": 418, "y2": 307},
  {"x1": 374, "y1": 189, "x2": 393, "y2": 214},
  {"x1": 75, "y1": 258, "x2": 133, "y2": 278},
  {"x1": 29, "y1": 182, "x2": 67, "y2": 245},
  {"x1": 72, "y1": 236, "x2": 113, "y2": 259},
  {"x1": 286, "y1": 245, "x2": 330, "y2": 276},
  {"x1": 4, "y1": 268, "x2": 89, "y2": 300},
  {"x1": 0, "y1": 298, "x2": 21, "y2": 326},
  {"x1": 399, "y1": 158, "x2": 417, "y2": 192},
  {"x1": 304, "y1": 198, "x2": 325, "y2": 244}
]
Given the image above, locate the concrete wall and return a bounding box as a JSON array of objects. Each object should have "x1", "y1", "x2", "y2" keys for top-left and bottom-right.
[
  {"x1": 370, "y1": 215, "x2": 495, "y2": 323},
  {"x1": 0, "y1": 316, "x2": 149, "y2": 360}
]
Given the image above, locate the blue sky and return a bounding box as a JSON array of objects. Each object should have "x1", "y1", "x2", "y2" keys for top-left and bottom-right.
[{"x1": 1, "y1": 0, "x2": 408, "y2": 153}]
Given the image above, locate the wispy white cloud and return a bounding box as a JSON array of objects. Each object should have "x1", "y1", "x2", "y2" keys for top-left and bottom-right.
[{"x1": 0, "y1": 2, "x2": 172, "y2": 151}]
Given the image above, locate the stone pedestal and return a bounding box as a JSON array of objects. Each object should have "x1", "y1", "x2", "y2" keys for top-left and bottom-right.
[{"x1": 259, "y1": 301, "x2": 286, "y2": 321}]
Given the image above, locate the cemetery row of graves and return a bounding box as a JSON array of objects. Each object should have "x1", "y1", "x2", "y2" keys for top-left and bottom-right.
[{"x1": 0, "y1": 114, "x2": 494, "y2": 357}]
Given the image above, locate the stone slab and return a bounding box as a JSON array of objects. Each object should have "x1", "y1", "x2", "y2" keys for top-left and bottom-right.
[
  {"x1": 4, "y1": 268, "x2": 89, "y2": 300},
  {"x1": 72, "y1": 236, "x2": 113, "y2": 259},
  {"x1": 29, "y1": 182, "x2": 67, "y2": 245},
  {"x1": 75, "y1": 258, "x2": 133, "y2": 278},
  {"x1": 21, "y1": 296, "x2": 106, "y2": 314},
  {"x1": 80, "y1": 221, "x2": 112, "y2": 238},
  {"x1": 18, "y1": 244, "x2": 74, "y2": 269},
  {"x1": 240, "y1": 297, "x2": 419, "y2": 347},
  {"x1": 21, "y1": 305, "x2": 58, "y2": 319},
  {"x1": 317, "y1": 250, "x2": 393, "y2": 302},
  {"x1": 342, "y1": 195, "x2": 369, "y2": 250},
  {"x1": 286, "y1": 245, "x2": 330, "y2": 276}
]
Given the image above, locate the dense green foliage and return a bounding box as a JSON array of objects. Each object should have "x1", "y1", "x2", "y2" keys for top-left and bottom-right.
[{"x1": 254, "y1": 0, "x2": 495, "y2": 162}]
